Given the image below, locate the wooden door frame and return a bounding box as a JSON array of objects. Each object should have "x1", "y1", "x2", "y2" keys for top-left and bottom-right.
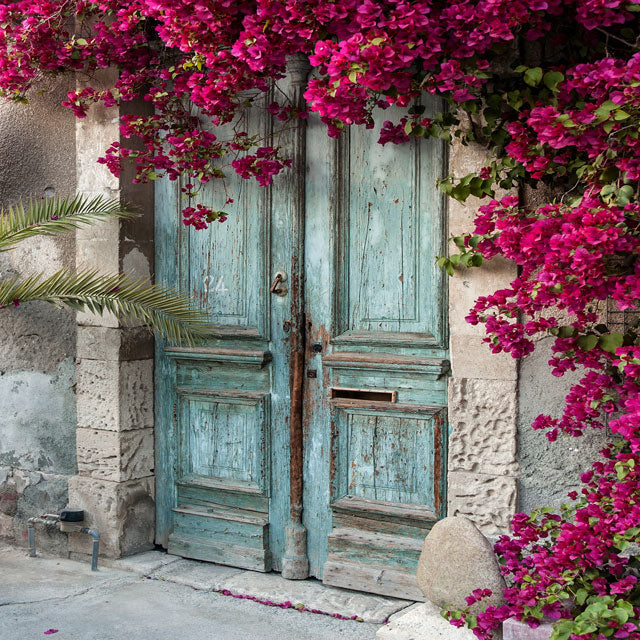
[{"x1": 146, "y1": 80, "x2": 520, "y2": 572}]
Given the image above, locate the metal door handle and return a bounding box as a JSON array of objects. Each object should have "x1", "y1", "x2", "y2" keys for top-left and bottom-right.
[{"x1": 270, "y1": 270, "x2": 287, "y2": 296}]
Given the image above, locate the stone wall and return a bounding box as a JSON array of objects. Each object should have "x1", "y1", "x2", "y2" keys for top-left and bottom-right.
[
  {"x1": 446, "y1": 136, "x2": 519, "y2": 538},
  {"x1": 517, "y1": 339, "x2": 611, "y2": 513},
  {"x1": 0, "y1": 79, "x2": 78, "y2": 554},
  {"x1": 69, "y1": 72, "x2": 156, "y2": 559},
  {"x1": 515, "y1": 186, "x2": 611, "y2": 514}
]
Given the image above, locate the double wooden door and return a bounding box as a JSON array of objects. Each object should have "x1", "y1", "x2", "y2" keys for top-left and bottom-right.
[{"x1": 155, "y1": 73, "x2": 449, "y2": 599}]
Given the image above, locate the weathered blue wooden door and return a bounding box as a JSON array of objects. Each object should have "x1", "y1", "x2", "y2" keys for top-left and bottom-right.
[
  {"x1": 155, "y1": 69, "x2": 448, "y2": 598},
  {"x1": 302, "y1": 105, "x2": 448, "y2": 599}
]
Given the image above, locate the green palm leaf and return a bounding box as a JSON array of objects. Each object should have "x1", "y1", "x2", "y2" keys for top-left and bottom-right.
[
  {"x1": 0, "y1": 194, "x2": 137, "y2": 252},
  {"x1": 0, "y1": 269, "x2": 214, "y2": 345}
]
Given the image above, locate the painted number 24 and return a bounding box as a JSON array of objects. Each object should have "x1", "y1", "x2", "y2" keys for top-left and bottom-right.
[{"x1": 203, "y1": 275, "x2": 228, "y2": 294}]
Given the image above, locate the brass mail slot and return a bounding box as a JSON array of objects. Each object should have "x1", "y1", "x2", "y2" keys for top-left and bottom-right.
[{"x1": 329, "y1": 387, "x2": 397, "y2": 403}]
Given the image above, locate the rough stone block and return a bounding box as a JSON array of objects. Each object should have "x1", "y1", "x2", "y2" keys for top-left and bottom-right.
[
  {"x1": 503, "y1": 618, "x2": 553, "y2": 640},
  {"x1": 76, "y1": 427, "x2": 154, "y2": 481},
  {"x1": 417, "y1": 516, "x2": 505, "y2": 611},
  {"x1": 0, "y1": 513, "x2": 15, "y2": 540},
  {"x1": 448, "y1": 378, "x2": 519, "y2": 476},
  {"x1": 76, "y1": 359, "x2": 153, "y2": 431},
  {"x1": 450, "y1": 335, "x2": 517, "y2": 381},
  {"x1": 67, "y1": 475, "x2": 155, "y2": 557},
  {"x1": 77, "y1": 326, "x2": 153, "y2": 362},
  {"x1": 376, "y1": 600, "x2": 478, "y2": 640},
  {"x1": 449, "y1": 256, "x2": 516, "y2": 337},
  {"x1": 75, "y1": 82, "x2": 121, "y2": 197},
  {"x1": 448, "y1": 471, "x2": 517, "y2": 537}
]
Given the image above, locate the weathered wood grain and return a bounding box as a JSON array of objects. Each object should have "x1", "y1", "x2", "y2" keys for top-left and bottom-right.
[
  {"x1": 322, "y1": 560, "x2": 424, "y2": 601},
  {"x1": 156, "y1": 91, "x2": 449, "y2": 595}
]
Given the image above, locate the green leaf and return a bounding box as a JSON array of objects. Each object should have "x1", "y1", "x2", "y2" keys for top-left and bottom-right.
[
  {"x1": 0, "y1": 194, "x2": 138, "y2": 253},
  {"x1": 451, "y1": 184, "x2": 471, "y2": 202},
  {"x1": 594, "y1": 100, "x2": 618, "y2": 120},
  {"x1": 524, "y1": 67, "x2": 543, "y2": 87},
  {"x1": 600, "y1": 166, "x2": 619, "y2": 182},
  {"x1": 468, "y1": 235, "x2": 482, "y2": 249},
  {"x1": 615, "y1": 460, "x2": 630, "y2": 481},
  {"x1": 543, "y1": 71, "x2": 564, "y2": 92},
  {"x1": 0, "y1": 269, "x2": 213, "y2": 346},
  {"x1": 469, "y1": 177, "x2": 484, "y2": 197},
  {"x1": 577, "y1": 334, "x2": 599, "y2": 351},
  {"x1": 598, "y1": 332, "x2": 624, "y2": 354},
  {"x1": 558, "y1": 326, "x2": 576, "y2": 338}
]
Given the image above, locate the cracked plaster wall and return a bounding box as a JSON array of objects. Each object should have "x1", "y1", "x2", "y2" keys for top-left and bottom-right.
[{"x1": 0, "y1": 78, "x2": 77, "y2": 553}]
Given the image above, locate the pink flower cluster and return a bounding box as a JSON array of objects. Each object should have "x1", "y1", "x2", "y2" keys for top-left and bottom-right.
[
  {"x1": 0, "y1": 0, "x2": 638, "y2": 224},
  {"x1": 447, "y1": 444, "x2": 640, "y2": 638}
]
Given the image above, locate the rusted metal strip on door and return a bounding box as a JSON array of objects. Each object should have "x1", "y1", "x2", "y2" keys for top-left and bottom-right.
[{"x1": 281, "y1": 54, "x2": 311, "y2": 580}]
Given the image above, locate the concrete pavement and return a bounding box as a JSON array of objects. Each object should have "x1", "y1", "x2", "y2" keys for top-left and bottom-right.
[{"x1": 0, "y1": 544, "x2": 405, "y2": 639}]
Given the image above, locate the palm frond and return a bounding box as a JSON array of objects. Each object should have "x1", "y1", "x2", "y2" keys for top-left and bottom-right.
[
  {"x1": 0, "y1": 269, "x2": 214, "y2": 345},
  {"x1": 0, "y1": 194, "x2": 138, "y2": 252}
]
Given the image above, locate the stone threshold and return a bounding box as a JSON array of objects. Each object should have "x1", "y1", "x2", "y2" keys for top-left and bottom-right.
[{"x1": 99, "y1": 550, "x2": 415, "y2": 625}]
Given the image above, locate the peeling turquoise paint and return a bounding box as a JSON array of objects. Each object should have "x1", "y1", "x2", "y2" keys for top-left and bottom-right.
[{"x1": 155, "y1": 94, "x2": 448, "y2": 598}]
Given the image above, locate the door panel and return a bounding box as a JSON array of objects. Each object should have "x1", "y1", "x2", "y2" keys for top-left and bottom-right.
[
  {"x1": 188, "y1": 201, "x2": 268, "y2": 337},
  {"x1": 155, "y1": 96, "x2": 291, "y2": 572},
  {"x1": 335, "y1": 116, "x2": 445, "y2": 345},
  {"x1": 303, "y1": 100, "x2": 449, "y2": 597},
  {"x1": 331, "y1": 403, "x2": 444, "y2": 507},
  {"x1": 179, "y1": 390, "x2": 269, "y2": 492}
]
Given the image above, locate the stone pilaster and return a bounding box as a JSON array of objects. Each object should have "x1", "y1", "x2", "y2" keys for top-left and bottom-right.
[
  {"x1": 446, "y1": 136, "x2": 519, "y2": 537},
  {"x1": 71, "y1": 70, "x2": 156, "y2": 557}
]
